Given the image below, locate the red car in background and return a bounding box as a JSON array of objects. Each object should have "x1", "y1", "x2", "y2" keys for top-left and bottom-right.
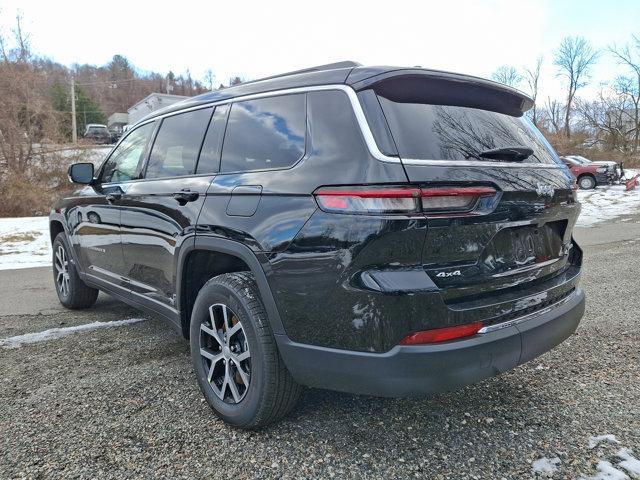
[{"x1": 561, "y1": 156, "x2": 614, "y2": 189}]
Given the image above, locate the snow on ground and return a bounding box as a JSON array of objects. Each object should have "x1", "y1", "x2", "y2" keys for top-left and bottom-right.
[
  {"x1": 579, "y1": 436, "x2": 640, "y2": 480},
  {"x1": 0, "y1": 318, "x2": 146, "y2": 349},
  {"x1": 531, "y1": 457, "x2": 561, "y2": 477},
  {"x1": 577, "y1": 170, "x2": 640, "y2": 227},
  {"x1": 589, "y1": 435, "x2": 622, "y2": 449},
  {"x1": 0, "y1": 216, "x2": 51, "y2": 270},
  {"x1": 579, "y1": 460, "x2": 631, "y2": 480},
  {"x1": 617, "y1": 449, "x2": 640, "y2": 479}
]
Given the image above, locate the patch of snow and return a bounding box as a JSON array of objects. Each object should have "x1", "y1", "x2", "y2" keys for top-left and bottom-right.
[
  {"x1": 0, "y1": 216, "x2": 51, "y2": 270},
  {"x1": 577, "y1": 174, "x2": 640, "y2": 227},
  {"x1": 579, "y1": 461, "x2": 630, "y2": 480},
  {"x1": 532, "y1": 456, "x2": 560, "y2": 477},
  {"x1": 0, "y1": 318, "x2": 146, "y2": 349},
  {"x1": 617, "y1": 449, "x2": 640, "y2": 479},
  {"x1": 589, "y1": 435, "x2": 621, "y2": 449}
]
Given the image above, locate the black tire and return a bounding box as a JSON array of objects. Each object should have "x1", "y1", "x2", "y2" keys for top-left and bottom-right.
[
  {"x1": 52, "y1": 233, "x2": 99, "y2": 309},
  {"x1": 578, "y1": 174, "x2": 596, "y2": 190},
  {"x1": 190, "y1": 272, "x2": 301, "y2": 429}
]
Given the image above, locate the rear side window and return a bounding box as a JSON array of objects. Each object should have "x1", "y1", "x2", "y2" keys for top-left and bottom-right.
[
  {"x1": 376, "y1": 94, "x2": 557, "y2": 164},
  {"x1": 145, "y1": 107, "x2": 213, "y2": 179},
  {"x1": 221, "y1": 94, "x2": 305, "y2": 172},
  {"x1": 196, "y1": 104, "x2": 230, "y2": 174}
]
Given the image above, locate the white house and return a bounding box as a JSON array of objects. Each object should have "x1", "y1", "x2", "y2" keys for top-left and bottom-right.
[{"x1": 127, "y1": 93, "x2": 189, "y2": 125}]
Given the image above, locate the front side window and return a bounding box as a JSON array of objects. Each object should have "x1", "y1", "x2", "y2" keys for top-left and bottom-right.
[
  {"x1": 221, "y1": 94, "x2": 305, "y2": 173},
  {"x1": 145, "y1": 107, "x2": 213, "y2": 179},
  {"x1": 101, "y1": 122, "x2": 155, "y2": 183}
]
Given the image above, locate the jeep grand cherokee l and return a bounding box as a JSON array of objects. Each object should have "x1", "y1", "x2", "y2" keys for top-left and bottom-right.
[{"x1": 50, "y1": 61, "x2": 585, "y2": 429}]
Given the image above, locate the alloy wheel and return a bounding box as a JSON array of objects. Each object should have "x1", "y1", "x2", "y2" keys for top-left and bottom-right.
[
  {"x1": 199, "y1": 303, "x2": 251, "y2": 404},
  {"x1": 54, "y1": 245, "x2": 70, "y2": 298}
]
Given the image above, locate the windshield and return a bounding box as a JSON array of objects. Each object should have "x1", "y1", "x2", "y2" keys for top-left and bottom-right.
[{"x1": 376, "y1": 95, "x2": 559, "y2": 164}]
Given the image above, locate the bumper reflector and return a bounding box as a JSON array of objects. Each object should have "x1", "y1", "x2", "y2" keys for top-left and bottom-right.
[{"x1": 399, "y1": 322, "x2": 484, "y2": 345}]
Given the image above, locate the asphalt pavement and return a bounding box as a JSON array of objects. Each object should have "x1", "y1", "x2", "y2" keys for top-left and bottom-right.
[{"x1": 1, "y1": 217, "x2": 639, "y2": 479}]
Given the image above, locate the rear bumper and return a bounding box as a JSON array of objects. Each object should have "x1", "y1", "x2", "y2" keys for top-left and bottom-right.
[{"x1": 276, "y1": 288, "x2": 585, "y2": 397}]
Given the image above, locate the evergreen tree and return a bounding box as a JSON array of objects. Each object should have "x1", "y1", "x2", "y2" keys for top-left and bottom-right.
[{"x1": 51, "y1": 80, "x2": 107, "y2": 141}]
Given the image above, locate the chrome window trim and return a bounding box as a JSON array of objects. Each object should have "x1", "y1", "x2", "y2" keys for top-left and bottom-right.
[
  {"x1": 477, "y1": 290, "x2": 576, "y2": 334},
  {"x1": 135, "y1": 84, "x2": 563, "y2": 170}
]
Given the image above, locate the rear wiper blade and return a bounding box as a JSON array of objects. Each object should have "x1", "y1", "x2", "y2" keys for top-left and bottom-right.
[{"x1": 478, "y1": 146, "x2": 534, "y2": 162}]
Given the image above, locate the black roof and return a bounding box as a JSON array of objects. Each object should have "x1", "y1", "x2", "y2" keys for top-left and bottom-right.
[{"x1": 141, "y1": 61, "x2": 533, "y2": 122}]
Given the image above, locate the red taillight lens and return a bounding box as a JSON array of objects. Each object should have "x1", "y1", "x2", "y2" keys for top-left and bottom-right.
[
  {"x1": 314, "y1": 186, "x2": 497, "y2": 215},
  {"x1": 399, "y1": 322, "x2": 483, "y2": 345},
  {"x1": 315, "y1": 187, "x2": 421, "y2": 214}
]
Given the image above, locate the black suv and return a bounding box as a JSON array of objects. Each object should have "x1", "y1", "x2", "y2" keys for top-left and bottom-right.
[{"x1": 51, "y1": 62, "x2": 585, "y2": 429}]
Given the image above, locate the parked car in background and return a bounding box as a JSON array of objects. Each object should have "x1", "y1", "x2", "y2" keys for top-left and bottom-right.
[
  {"x1": 108, "y1": 128, "x2": 121, "y2": 144},
  {"x1": 52, "y1": 62, "x2": 585, "y2": 428},
  {"x1": 83, "y1": 124, "x2": 110, "y2": 144},
  {"x1": 561, "y1": 156, "x2": 614, "y2": 189},
  {"x1": 564, "y1": 155, "x2": 624, "y2": 183}
]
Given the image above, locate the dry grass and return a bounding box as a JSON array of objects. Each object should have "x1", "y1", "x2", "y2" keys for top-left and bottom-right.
[
  {"x1": 0, "y1": 149, "x2": 96, "y2": 218},
  {"x1": 0, "y1": 232, "x2": 40, "y2": 243}
]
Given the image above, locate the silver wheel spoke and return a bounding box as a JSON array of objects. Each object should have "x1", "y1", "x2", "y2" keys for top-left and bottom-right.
[
  {"x1": 227, "y1": 367, "x2": 242, "y2": 402},
  {"x1": 221, "y1": 304, "x2": 232, "y2": 334},
  {"x1": 200, "y1": 348, "x2": 221, "y2": 362},
  {"x1": 202, "y1": 312, "x2": 224, "y2": 348},
  {"x1": 200, "y1": 303, "x2": 250, "y2": 405},
  {"x1": 235, "y1": 350, "x2": 250, "y2": 362},
  {"x1": 235, "y1": 362, "x2": 250, "y2": 386},
  {"x1": 227, "y1": 321, "x2": 242, "y2": 337}
]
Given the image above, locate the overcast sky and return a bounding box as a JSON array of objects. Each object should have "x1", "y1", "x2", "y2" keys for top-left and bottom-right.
[{"x1": 1, "y1": 0, "x2": 639, "y2": 103}]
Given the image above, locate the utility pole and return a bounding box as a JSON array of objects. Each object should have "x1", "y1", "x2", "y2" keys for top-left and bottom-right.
[{"x1": 71, "y1": 76, "x2": 77, "y2": 144}]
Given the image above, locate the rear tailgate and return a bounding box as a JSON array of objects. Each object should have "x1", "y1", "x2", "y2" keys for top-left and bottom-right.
[{"x1": 354, "y1": 71, "x2": 581, "y2": 324}]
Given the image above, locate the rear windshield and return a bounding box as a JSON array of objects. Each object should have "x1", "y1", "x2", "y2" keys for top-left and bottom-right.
[{"x1": 376, "y1": 95, "x2": 558, "y2": 164}]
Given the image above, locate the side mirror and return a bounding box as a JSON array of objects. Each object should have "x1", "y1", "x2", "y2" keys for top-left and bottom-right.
[{"x1": 68, "y1": 163, "x2": 94, "y2": 184}]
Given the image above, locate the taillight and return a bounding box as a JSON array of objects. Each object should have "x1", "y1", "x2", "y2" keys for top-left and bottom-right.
[
  {"x1": 420, "y1": 187, "x2": 496, "y2": 213},
  {"x1": 315, "y1": 187, "x2": 421, "y2": 214},
  {"x1": 314, "y1": 186, "x2": 497, "y2": 215},
  {"x1": 399, "y1": 322, "x2": 483, "y2": 345}
]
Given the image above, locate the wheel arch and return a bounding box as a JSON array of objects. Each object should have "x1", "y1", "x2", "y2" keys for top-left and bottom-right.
[
  {"x1": 177, "y1": 236, "x2": 285, "y2": 339},
  {"x1": 49, "y1": 218, "x2": 65, "y2": 244}
]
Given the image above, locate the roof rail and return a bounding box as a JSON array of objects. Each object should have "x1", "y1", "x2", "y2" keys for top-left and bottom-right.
[{"x1": 243, "y1": 61, "x2": 361, "y2": 85}]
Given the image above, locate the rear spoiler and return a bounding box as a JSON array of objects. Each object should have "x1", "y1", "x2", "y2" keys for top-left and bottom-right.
[{"x1": 347, "y1": 68, "x2": 534, "y2": 117}]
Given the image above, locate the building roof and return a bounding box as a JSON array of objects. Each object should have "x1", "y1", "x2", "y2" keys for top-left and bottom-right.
[{"x1": 139, "y1": 61, "x2": 534, "y2": 123}]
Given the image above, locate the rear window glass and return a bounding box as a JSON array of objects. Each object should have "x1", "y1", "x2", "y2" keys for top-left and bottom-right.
[
  {"x1": 377, "y1": 96, "x2": 557, "y2": 164},
  {"x1": 221, "y1": 94, "x2": 305, "y2": 172}
]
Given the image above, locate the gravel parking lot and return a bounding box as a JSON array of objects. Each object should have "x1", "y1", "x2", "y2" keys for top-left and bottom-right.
[{"x1": 1, "y1": 218, "x2": 639, "y2": 479}]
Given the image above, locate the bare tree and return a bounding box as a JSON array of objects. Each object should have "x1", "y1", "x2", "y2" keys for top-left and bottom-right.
[
  {"x1": 609, "y1": 36, "x2": 640, "y2": 152},
  {"x1": 524, "y1": 57, "x2": 543, "y2": 125},
  {"x1": 0, "y1": 11, "x2": 8, "y2": 63},
  {"x1": 490, "y1": 65, "x2": 523, "y2": 87},
  {"x1": 544, "y1": 97, "x2": 564, "y2": 135},
  {"x1": 204, "y1": 69, "x2": 215, "y2": 91},
  {"x1": 554, "y1": 36, "x2": 599, "y2": 138}
]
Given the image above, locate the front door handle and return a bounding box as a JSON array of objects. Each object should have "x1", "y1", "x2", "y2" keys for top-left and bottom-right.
[
  {"x1": 105, "y1": 192, "x2": 122, "y2": 203},
  {"x1": 173, "y1": 190, "x2": 199, "y2": 205}
]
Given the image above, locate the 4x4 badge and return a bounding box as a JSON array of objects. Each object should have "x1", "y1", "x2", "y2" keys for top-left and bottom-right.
[{"x1": 436, "y1": 270, "x2": 461, "y2": 278}]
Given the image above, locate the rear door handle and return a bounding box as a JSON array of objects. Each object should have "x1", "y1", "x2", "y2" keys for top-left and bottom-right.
[
  {"x1": 105, "y1": 192, "x2": 122, "y2": 203},
  {"x1": 173, "y1": 190, "x2": 199, "y2": 205}
]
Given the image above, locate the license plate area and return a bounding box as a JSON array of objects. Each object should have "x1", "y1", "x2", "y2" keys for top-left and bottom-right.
[{"x1": 480, "y1": 221, "x2": 566, "y2": 276}]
